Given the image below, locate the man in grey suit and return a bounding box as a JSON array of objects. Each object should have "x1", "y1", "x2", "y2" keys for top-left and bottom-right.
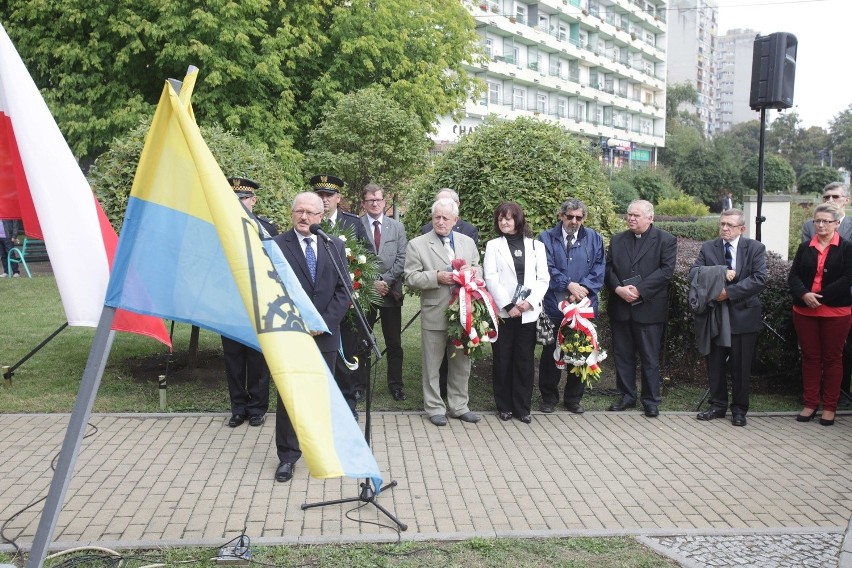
[
  {"x1": 605, "y1": 200, "x2": 677, "y2": 417},
  {"x1": 802, "y1": 181, "x2": 852, "y2": 402},
  {"x1": 694, "y1": 209, "x2": 767, "y2": 427},
  {"x1": 802, "y1": 182, "x2": 852, "y2": 242},
  {"x1": 405, "y1": 197, "x2": 481, "y2": 426},
  {"x1": 359, "y1": 183, "x2": 408, "y2": 400},
  {"x1": 272, "y1": 192, "x2": 350, "y2": 483}
]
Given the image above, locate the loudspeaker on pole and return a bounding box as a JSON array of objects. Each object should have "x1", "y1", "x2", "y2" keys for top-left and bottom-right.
[{"x1": 749, "y1": 32, "x2": 797, "y2": 110}]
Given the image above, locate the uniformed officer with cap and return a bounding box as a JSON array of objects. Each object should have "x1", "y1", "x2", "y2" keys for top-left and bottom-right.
[
  {"x1": 310, "y1": 174, "x2": 371, "y2": 413},
  {"x1": 222, "y1": 176, "x2": 278, "y2": 428}
]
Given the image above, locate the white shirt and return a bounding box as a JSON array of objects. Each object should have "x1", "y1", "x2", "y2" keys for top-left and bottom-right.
[{"x1": 297, "y1": 231, "x2": 317, "y2": 257}]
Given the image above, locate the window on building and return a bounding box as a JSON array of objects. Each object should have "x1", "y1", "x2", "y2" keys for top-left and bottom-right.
[
  {"x1": 515, "y1": 4, "x2": 527, "y2": 25},
  {"x1": 485, "y1": 38, "x2": 493, "y2": 59},
  {"x1": 537, "y1": 93, "x2": 547, "y2": 114},
  {"x1": 558, "y1": 25, "x2": 568, "y2": 42},
  {"x1": 513, "y1": 88, "x2": 526, "y2": 111},
  {"x1": 539, "y1": 15, "x2": 548, "y2": 30},
  {"x1": 558, "y1": 97, "x2": 568, "y2": 118},
  {"x1": 488, "y1": 82, "x2": 501, "y2": 105}
]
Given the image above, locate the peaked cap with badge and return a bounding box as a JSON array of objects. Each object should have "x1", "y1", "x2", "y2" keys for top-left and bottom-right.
[
  {"x1": 228, "y1": 176, "x2": 259, "y2": 199},
  {"x1": 309, "y1": 174, "x2": 345, "y2": 194}
]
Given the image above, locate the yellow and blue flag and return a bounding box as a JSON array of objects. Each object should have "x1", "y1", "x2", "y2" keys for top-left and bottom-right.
[{"x1": 105, "y1": 68, "x2": 382, "y2": 489}]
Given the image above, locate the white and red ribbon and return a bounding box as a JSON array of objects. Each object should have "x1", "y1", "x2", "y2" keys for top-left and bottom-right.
[
  {"x1": 553, "y1": 297, "x2": 604, "y2": 371},
  {"x1": 451, "y1": 267, "x2": 499, "y2": 347}
]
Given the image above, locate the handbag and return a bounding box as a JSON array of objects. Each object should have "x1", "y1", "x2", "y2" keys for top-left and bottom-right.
[{"x1": 536, "y1": 312, "x2": 555, "y2": 345}]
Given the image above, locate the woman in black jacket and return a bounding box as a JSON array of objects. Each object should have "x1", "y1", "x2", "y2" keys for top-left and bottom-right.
[{"x1": 788, "y1": 203, "x2": 852, "y2": 426}]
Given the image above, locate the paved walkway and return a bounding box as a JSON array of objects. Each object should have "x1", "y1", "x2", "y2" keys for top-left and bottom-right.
[{"x1": 0, "y1": 410, "x2": 850, "y2": 566}]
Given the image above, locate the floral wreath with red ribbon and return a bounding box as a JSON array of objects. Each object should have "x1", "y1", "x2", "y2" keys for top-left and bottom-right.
[
  {"x1": 552, "y1": 297, "x2": 607, "y2": 386},
  {"x1": 446, "y1": 258, "x2": 500, "y2": 360}
]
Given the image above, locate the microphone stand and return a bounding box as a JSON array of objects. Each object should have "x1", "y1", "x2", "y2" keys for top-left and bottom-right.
[{"x1": 301, "y1": 228, "x2": 407, "y2": 531}]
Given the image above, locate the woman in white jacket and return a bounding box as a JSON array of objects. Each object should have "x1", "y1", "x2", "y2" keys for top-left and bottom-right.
[{"x1": 483, "y1": 203, "x2": 550, "y2": 423}]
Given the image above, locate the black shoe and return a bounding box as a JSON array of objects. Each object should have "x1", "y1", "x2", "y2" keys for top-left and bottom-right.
[
  {"x1": 498, "y1": 411, "x2": 512, "y2": 421},
  {"x1": 248, "y1": 415, "x2": 265, "y2": 427},
  {"x1": 351, "y1": 407, "x2": 359, "y2": 420},
  {"x1": 696, "y1": 407, "x2": 726, "y2": 421},
  {"x1": 540, "y1": 403, "x2": 556, "y2": 413},
  {"x1": 644, "y1": 405, "x2": 659, "y2": 418},
  {"x1": 608, "y1": 398, "x2": 636, "y2": 412},
  {"x1": 564, "y1": 402, "x2": 585, "y2": 414},
  {"x1": 796, "y1": 408, "x2": 818, "y2": 422},
  {"x1": 517, "y1": 414, "x2": 532, "y2": 424},
  {"x1": 390, "y1": 388, "x2": 406, "y2": 401},
  {"x1": 731, "y1": 413, "x2": 747, "y2": 427},
  {"x1": 228, "y1": 415, "x2": 245, "y2": 427},
  {"x1": 275, "y1": 462, "x2": 294, "y2": 483},
  {"x1": 352, "y1": 388, "x2": 365, "y2": 402}
]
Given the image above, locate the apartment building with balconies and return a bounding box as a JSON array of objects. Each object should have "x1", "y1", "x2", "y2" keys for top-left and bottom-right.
[
  {"x1": 715, "y1": 28, "x2": 761, "y2": 133},
  {"x1": 435, "y1": 0, "x2": 668, "y2": 168},
  {"x1": 666, "y1": 0, "x2": 718, "y2": 136}
]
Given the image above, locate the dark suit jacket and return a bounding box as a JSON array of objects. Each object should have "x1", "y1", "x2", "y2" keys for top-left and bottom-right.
[
  {"x1": 789, "y1": 238, "x2": 852, "y2": 307},
  {"x1": 692, "y1": 237, "x2": 767, "y2": 334},
  {"x1": 421, "y1": 218, "x2": 479, "y2": 246},
  {"x1": 605, "y1": 225, "x2": 677, "y2": 323},
  {"x1": 328, "y1": 210, "x2": 370, "y2": 244},
  {"x1": 273, "y1": 229, "x2": 349, "y2": 353}
]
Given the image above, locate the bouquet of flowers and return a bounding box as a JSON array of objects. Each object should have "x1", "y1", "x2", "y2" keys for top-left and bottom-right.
[
  {"x1": 320, "y1": 223, "x2": 381, "y2": 320},
  {"x1": 551, "y1": 297, "x2": 607, "y2": 386},
  {"x1": 446, "y1": 258, "x2": 500, "y2": 360}
]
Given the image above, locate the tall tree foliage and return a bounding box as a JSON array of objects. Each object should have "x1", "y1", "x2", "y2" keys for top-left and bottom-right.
[
  {"x1": 0, "y1": 0, "x2": 481, "y2": 164},
  {"x1": 829, "y1": 105, "x2": 852, "y2": 173},
  {"x1": 303, "y1": 86, "x2": 431, "y2": 205},
  {"x1": 405, "y1": 117, "x2": 622, "y2": 241},
  {"x1": 740, "y1": 154, "x2": 796, "y2": 194}
]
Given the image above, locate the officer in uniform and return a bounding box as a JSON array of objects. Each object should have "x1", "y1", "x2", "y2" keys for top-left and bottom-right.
[
  {"x1": 311, "y1": 174, "x2": 369, "y2": 415},
  {"x1": 222, "y1": 177, "x2": 278, "y2": 427}
]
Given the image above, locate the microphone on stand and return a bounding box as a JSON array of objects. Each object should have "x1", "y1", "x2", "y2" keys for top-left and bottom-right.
[{"x1": 309, "y1": 223, "x2": 333, "y2": 243}]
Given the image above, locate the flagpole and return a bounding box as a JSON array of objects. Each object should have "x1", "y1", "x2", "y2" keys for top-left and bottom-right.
[{"x1": 27, "y1": 307, "x2": 117, "y2": 568}]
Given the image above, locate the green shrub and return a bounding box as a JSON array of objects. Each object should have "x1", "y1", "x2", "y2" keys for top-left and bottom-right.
[
  {"x1": 654, "y1": 219, "x2": 718, "y2": 241},
  {"x1": 89, "y1": 119, "x2": 304, "y2": 232},
  {"x1": 405, "y1": 116, "x2": 623, "y2": 240},
  {"x1": 610, "y1": 178, "x2": 639, "y2": 213},
  {"x1": 655, "y1": 195, "x2": 710, "y2": 217},
  {"x1": 789, "y1": 202, "x2": 813, "y2": 258}
]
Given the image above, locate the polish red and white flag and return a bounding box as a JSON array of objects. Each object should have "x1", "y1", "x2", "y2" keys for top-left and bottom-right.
[{"x1": 0, "y1": 23, "x2": 171, "y2": 347}]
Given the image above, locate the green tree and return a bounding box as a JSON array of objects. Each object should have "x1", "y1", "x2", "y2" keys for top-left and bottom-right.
[
  {"x1": 89, "y1": 119, "x2": 303, "y2": 232},
  {"x1": 829, "y1": 105, "x2": 852, "y2": 173},
  {"x1": 303, "y1": 86, "x2": 431, "y2": 205},
  {"x1": 740, "y1": 154, "x2": 796, "y2": 194},
  {"x1": 405, "y1": 116, "x2": 622, "y2": 241},
  {"x1": 716, "y1": 121, "x2": 761, "y2": 159},
  {"x1": 612, "y1": 166, "x2": 681, "y2": 205},
  {"x1": 662, "y1": 128, "x2": 743, "y2": 207},
  {"x1": 1, "y1": 0, "x2": 481, "y2": 164},
  {"x1": 767, "y1": 111, "x2": 831, "y2": 176},
  {"x1": 797, "y1": 165, "x2": 843, "y2": 195}
]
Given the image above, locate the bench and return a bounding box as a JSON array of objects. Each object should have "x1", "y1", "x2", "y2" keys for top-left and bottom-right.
[{"x1": 7, "y1": 238, "x2": 48, "y2": 277}]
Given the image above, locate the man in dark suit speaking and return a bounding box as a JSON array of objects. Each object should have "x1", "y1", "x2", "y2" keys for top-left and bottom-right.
[
  {"x1": 605, "y1": 199, "x2": 676, "y2": 417},
  {"x1": 693, "y1": 209, "x2": 767, "y2": 427},
  {"x1": 271, "y1": 192, "x2": 349, "y2": 482}
]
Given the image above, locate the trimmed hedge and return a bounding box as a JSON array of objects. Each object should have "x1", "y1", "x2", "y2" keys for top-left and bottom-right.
[{"x1": 654, "y1": 220, "x2": 719, "y2": 242}]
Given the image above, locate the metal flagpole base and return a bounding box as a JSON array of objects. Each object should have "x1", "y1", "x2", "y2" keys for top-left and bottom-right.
[{"x1": 302, "y1": 479, "x2": 407, "y2": 531}]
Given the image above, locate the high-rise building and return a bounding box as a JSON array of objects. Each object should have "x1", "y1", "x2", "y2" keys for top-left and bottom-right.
[
  {"x1": 716, "y1": 28, "x2": 761, "y2": 133},
  {"x1": 665, "y1": 0, "x2": 718, "y2": 136},
  {"x1": 434, "y1": 0, "x2": 668, "y2": 169}
]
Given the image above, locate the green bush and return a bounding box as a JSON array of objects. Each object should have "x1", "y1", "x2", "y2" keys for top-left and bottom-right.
[
  {"x1": 741, "y1": 154, "x2": 796, "y2": 193},
  {"x1": 655, "y1": 195, "x2": 710, "y2": 217},
  {"x1": 89, "y1": 119, "x2": 304, "y2": 232},
  {"x1": 609, "y1": 178, "x2": 639, "y2": 213},
  {"x1": 797, "y1": 165, "x2": 842, "y2": 195},
  {"x1": 405, "y1": 116, "x2": 624, "y2": 240},
  {"x1": 789, "y1": 202, "x2": 813, "y2": 258},
  {"x1": 654, "y1": 219, "x2": 718, "y2": 241},
  {"x1": 662, "y1": 238, "x2": 796, "y2": 385}
]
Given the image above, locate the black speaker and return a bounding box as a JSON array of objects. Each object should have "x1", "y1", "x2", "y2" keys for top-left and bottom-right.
[{"x1": 749, "y1": 32, "x2": 797, "y2": 110}]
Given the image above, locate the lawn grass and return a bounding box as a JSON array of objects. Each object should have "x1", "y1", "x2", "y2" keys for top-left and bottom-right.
[
  {"x1": 1, "y1": 536, "x2": 679, "y2": 567},
  {"x1": 0, "y1": 275, "x2": 802, "y2": 414}
]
